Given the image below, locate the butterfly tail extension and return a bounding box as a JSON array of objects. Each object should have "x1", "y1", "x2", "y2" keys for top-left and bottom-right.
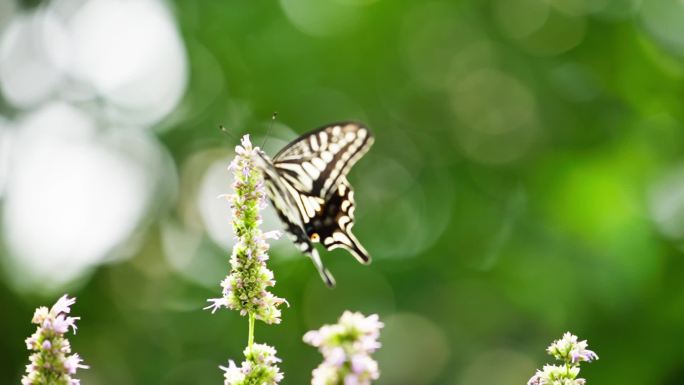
[
  {"x1": 323, "y1": 230, "x2": 371, "y2": 265},
  {"x1": 309, "y1": 248, "x2": 336, "y2": 288},
  {"x1": 345, "y1": 231, "x2": 371, "y2": 265}
]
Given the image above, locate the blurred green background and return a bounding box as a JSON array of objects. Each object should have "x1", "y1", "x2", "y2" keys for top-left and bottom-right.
[{"x1": 2, "y1": 0, "x2": 684, "y2": 384}]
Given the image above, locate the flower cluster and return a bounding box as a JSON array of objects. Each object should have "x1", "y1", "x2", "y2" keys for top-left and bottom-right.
[
  {"x1": 22, "y1": 295, "x2": 88, "y2": 385},
  {"x1": 205, "y1": 134, "x2": 286, "y2": 324},
  {"x1": 220, "y1": 343, "x2": 284, "y2": 385},
  {"x1": 304, "y1": 311, "x2": 384, "y2": 385},
  {"x1": 528, "y1": 332, "x2": 598, "y2": 385}
]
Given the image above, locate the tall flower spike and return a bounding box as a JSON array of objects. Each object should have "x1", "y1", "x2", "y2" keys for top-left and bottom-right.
[
  {"x1": 22, "y1": 294, "x2": 88, "y2": 385},
  {"x1": 304, "y1": 311, "x2": 383, "y2": 385},
  {"x1": 528, "y1": 332, "x2": 598, "y2": 385},
  {"x1": 205, "y1": 134, "x2": 286, "y2": 324}
]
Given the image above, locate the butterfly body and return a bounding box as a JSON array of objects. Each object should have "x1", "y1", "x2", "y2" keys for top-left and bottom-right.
[{"x1": 254, "y1": 122, "x2": 374, "y2": 287}]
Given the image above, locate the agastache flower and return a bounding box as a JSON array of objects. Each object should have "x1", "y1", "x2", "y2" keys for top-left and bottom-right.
[
  {"x1": 304, "y1": 311, "x2": 383, "y2": 385},
  {"x1": 546, "y1": 332, "x2": 598, "y2": 365},
  {"x1": 22, "y1": 295, "x2": 88, "y2": 385},
  {"x1": 205, "y1": 134, "x2": 286, "y2": 324},
  {"x1": 219, "y1": 343, "x2": 284, "y2": 385},
  {"x1": 528, "y1": 332, "x2": 598, "y2": 385}
]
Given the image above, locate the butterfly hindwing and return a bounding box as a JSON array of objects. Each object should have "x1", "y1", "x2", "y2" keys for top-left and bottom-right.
[{"x1": 304, "y1": 178, "x2": 369, "y2": 264}]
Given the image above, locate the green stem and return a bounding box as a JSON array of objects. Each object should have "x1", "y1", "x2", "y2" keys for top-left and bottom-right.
[{"x1": 248, "y1": 312, "x2": 255, "y2": 353}]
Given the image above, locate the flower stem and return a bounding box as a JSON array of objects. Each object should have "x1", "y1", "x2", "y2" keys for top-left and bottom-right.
[{"x1": 248, "y1": 312, "x2": 255, "y2": 353}]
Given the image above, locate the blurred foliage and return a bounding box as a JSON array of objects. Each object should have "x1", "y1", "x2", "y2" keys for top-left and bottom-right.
[{"x1": 3, "y1": 0, "x2": 684, "y2": 384}]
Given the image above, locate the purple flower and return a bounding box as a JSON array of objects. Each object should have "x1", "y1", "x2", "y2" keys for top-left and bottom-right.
[
  {"x1": 64, "y1": 353, "x2": 89, "y2": 374},
  {"x1": 52, "y1": 314, "x2": 79, "y2": 334},
  {"x1": 52, "y1": 294, "x2": 76, "y2": 315},
  {"x1": 311, "y1": 364, "x2": 339, "y2": 385},
  {"x1": 305, "y1": 312, "x2": 383, "y2": 385},
  {"x1": 220, "y1": 343, "x2": 283, "y2": 385},
  {"x1": 547, "y1": 332, "x2": 599, "y2": 364},
  {"x1": 325, "y1": 347, "x2": 346, "y2": 367},
  {"x1": 22, "y1": 295, "x2": 87, "y2": 385},
  {"x1": 350, "y1": 354, "x2": 378, "y2": 377},
  {"x1": 220, "y1": 360, "x2": 245, "y2": 384},
  {"x1": 344, "y1": 374, "x2": 361, "y2": 385},
  {"x1": 570, "y1": 343, "x2": 599, "y2": 364},
  {"x1": 527, "y1": 373, "x2": 542, "y2": 385},
  {"x1": 530, "y1": 333, "x2": 598, "y2": 385},
  {"x1": 204, "y1": 297, "x2": 230, "y2": 313},
  {"x1": 25, "y1": 335, "x2": 37, "y2": 350},
  {"x1": 205, "y1": 134, "x2": 285, "y2": 324}
]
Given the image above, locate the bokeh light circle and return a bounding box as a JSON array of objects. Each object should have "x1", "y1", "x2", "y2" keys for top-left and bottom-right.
[
  {"x1": 1, "y1": 102, "x2": 169, "y2": 292},
  {"x1": 641, "y1": 0, "x2": 684, "y2": 58},
  {"x1": 375, "y1": 313, "x2": 450, "y2": 385},
  {"x1": 161, "y1": 218, "x2": 226, "y2": 288},
  {"x1": 457, "y1": 349, "x2": 536, "y2": 385},
  {"x1": 649, "y1": 165, "x2": 684, "y2": 244},
  {"x1": 302, "y1": 267, "x2": 395, "y2": 329},
  {"x1": 401, "y1": 2, "x2": 483, "y2": 90},
  {"x1": 0, "y1": 116, "x2": 13, "y2": 199},
  {"x1": 517, "y1": 9, "x2": 586, "y2": 56},
  {"x1": 196, "y1": 156, "x2": 235, "y2": 250},
  {"x1": 0, "y1": 0, "x2": 16, "y2": 31},
  {"x1": 493, "y1": 0, "x2": 550, "y2": 39},
  {"x1": 449, "y1": 69, "x2": 539, "y2": 165},
  {"x1": 592, "y1": 0, "x2": 642, "y2": 20},
  {"x1": 279, "y1": 0, "x2": 362, "y2": 37},
  {"x1": 0, "y1": 10, "x2": 69, "y2": 108},
  {"x1": 66, "y1": 0, "x2": 188, "y2": 125},
  {"x1": 549, "y1": 62, "x2": 602, "y2": 102},
  {"x1": 355, "y1": 155, "x2": 454, "y2": 260}
]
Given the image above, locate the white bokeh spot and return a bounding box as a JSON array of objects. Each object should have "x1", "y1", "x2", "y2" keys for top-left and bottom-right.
[
  {"x1": 67, "y1": 0, "x2": 188, "y2": 125},
  {"x1": 1, "y1": 102, "x2": 168, "y2": 292}
]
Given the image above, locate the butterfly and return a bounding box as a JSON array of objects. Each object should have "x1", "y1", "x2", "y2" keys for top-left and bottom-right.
[{"x1": 254, "y1": 122, "x2": 374, "y2": 287}]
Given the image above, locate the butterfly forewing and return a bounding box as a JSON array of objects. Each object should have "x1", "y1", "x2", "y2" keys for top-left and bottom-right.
[{"x1": 273, "y1": 122, "x2": 374, "y2": 199}]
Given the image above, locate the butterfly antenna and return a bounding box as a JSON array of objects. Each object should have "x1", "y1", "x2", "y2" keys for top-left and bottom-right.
[
  {"x1": 218, "y1": 125, "x2": 237, "y2": 142},
  {"x1": 261, "y1": 112, "x2": 278, "y2": 149}
]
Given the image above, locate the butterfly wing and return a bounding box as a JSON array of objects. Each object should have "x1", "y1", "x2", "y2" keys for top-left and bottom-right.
[
  {"x1": 273, "y1": 123, "x2": 373, "y2": 262},
  {"x1": 273, "y1": 122, "x2": 374, "y2": 199},
  {"x1": 305, "y1": 177, "x2": 370, "y2": 264},
  {"x1": 255, "y1": 149, "x2": 336, "y2": 287},
  {"x1": 258, "y1": 122, "x2": 374, "y2": 286}
]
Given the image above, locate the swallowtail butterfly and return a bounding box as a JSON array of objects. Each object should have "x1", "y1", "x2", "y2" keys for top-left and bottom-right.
[{"x1": 254, "y1": 122, "x2": 374, "y2": 287}]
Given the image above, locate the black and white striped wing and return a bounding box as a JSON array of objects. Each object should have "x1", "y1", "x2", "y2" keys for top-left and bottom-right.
[
  {"x1": 273, "y1": 122, "x2": 372, "y2": 258},
  {"x1": 272, "y1": 122, "x2": 374, "y2": 199},
  {"x1": 257, "y1": 122, "x2": 374, "y2": 287},
  {"x1": 305, "y1": 177, "x2": 369, "y2": 264},
  {"x1": 255, "y1": 149, "x2": 336, "y2": 287}
]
